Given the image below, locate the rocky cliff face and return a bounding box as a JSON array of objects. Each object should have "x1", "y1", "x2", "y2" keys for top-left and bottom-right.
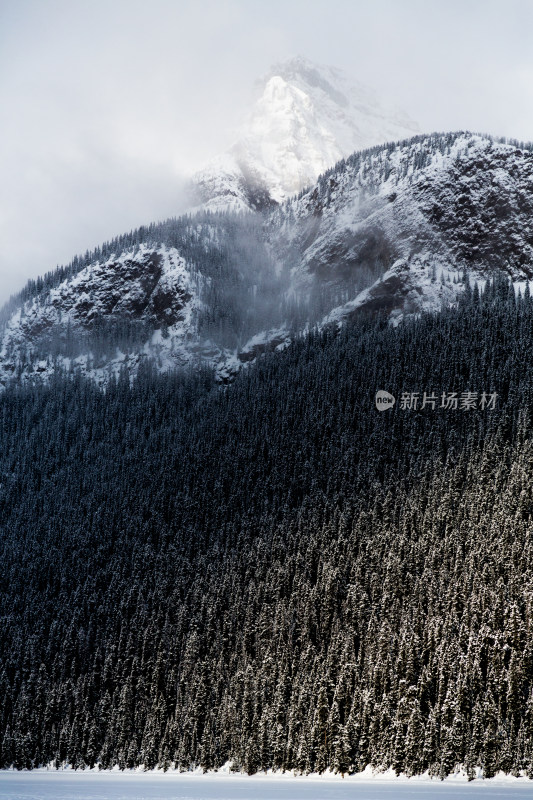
[{"x1": 271, "y1": 132, "x2": 533, "y2": 323}]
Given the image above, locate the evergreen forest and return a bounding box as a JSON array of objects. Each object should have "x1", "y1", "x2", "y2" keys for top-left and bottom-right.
[{"x1": 1, "y1": 277, "x2": 533, "y2": 778}]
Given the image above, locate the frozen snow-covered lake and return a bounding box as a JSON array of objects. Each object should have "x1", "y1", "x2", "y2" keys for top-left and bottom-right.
[{"x1": 0, "y1": 772, "x2": 532, "y2": 800}]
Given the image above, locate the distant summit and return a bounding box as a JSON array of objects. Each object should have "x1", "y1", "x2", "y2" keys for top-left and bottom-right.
[{"x1": 191, "y1": 56, "x2": 419, "y2": 211}]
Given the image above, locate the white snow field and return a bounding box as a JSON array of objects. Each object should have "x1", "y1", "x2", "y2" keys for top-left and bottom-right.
[{"x1": 0, "y1": 771, "x2": 532, "y2": 800}]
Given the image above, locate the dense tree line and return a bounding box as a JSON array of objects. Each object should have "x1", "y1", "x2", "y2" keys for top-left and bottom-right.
[{"x1": 1, "y1": 277, "x2": 533, "y2": 777}]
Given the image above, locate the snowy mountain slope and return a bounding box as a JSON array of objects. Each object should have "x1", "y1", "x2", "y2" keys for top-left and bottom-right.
[
  {"x1": 271, "y1": 132, "x2": 533, "y2": 323},
  {"x1": 0, "y1": 215, "x2": 287, "y2": 388},
  {"x1": 0, "y1": 245, "x2": 208, "y2": 387},
  {"x1": 191, "y1": 56, "x2": 419, "y2": 212},
  {"x1": 2, "y1": 132, "x2": 533, "y2": 388}
]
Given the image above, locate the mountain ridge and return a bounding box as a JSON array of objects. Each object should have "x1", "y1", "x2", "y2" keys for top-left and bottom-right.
[{"x1": 2, "y1": 131, "x2": 533, "y2": 388}]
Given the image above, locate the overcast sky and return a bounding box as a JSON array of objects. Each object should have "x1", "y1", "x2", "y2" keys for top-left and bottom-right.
[{"x1": 1, "y1": 0, "x2": 533, "y2": 303}]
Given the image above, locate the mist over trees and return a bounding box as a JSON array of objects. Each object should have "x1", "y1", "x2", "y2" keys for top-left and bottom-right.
[
  {"x1": 1, "y1": 277, "x2": 533, "y2": 777},
  {"x1": 0, "y1": 209, "x2": 357, "y2": 368}
]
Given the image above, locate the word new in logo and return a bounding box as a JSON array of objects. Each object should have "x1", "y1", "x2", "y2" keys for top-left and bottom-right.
[{"x1": 375, "y1": 390, "x2": 396, "y2": 411}]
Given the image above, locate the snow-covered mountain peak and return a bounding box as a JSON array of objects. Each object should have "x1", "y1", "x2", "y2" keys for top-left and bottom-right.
[
  {"x1": 257, "y1": 56, "x2": 351, "y2": 108},
  {"x1": 191, "y1": 56, "x2": 419, "y2": 211}
]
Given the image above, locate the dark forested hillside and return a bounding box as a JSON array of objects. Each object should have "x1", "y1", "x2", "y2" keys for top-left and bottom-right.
[{"x1": 1, "y1": 276, "x2": 533, "y2": 777}]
